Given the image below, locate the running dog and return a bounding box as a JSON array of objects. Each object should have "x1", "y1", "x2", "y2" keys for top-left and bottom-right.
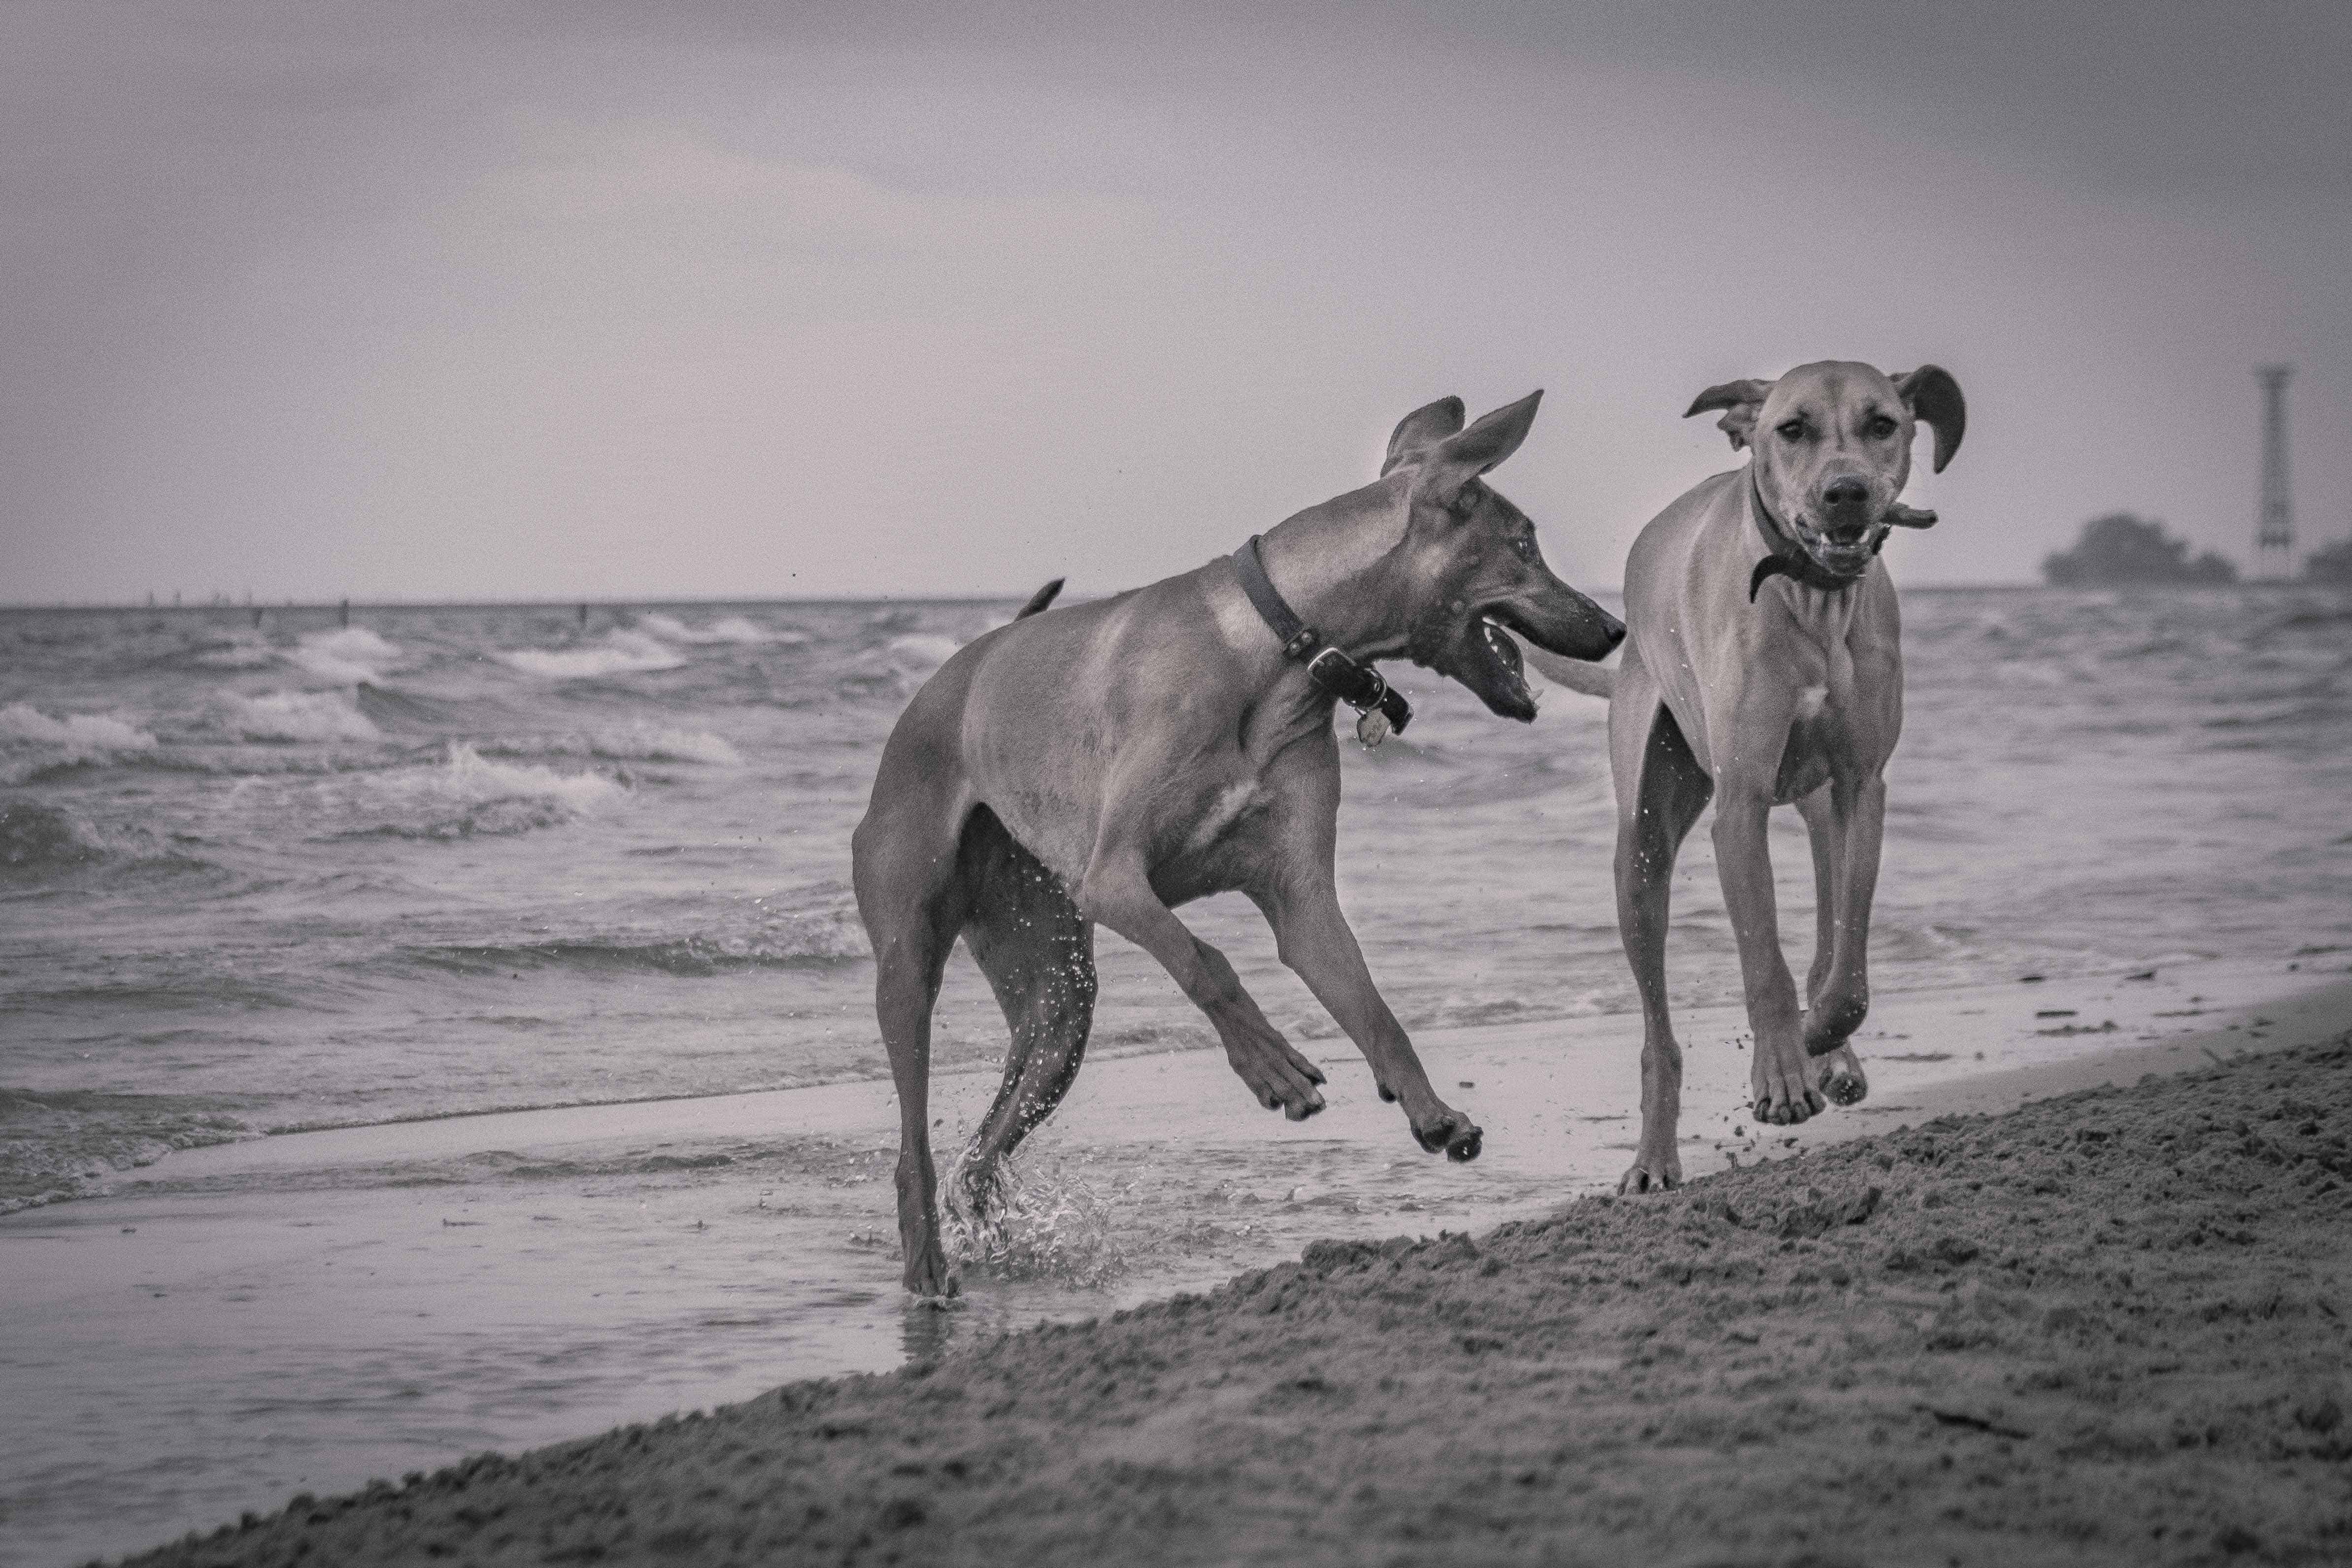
[
  {"x1": 1525, "y1": 361, "x2": 1963, "y2": 1192},
  {"x1": 852, "y1": 392, "x2": 1624, "y2": 1295}
]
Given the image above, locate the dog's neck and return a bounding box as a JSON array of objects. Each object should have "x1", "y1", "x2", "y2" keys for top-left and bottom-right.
[{"x1": 1247, "y1": 479, "x2": 1416, "y2": 661}]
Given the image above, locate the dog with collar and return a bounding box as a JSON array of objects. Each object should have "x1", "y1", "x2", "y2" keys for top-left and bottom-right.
[
  {"x1": 851, "y1": 391, "x2": 1624, "y2": 1296},
  {"x1": 1529, "y1": 360, "x2": 1963, "y2": 1192}
]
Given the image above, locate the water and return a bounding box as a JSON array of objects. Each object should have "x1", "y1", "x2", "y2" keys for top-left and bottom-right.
[{"x1": 4, "y1": 585, "x2": 2350, "y2": 1216}]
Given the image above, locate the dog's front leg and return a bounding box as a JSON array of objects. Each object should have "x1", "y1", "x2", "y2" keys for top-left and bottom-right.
[
  {"x1": 1257, "y1": 882, "x2": 1480, "y2": 1161},
  {"x1": 1800, "y1": 773, "x2": 1884, "y2": 1106},
  {"x1": 1711, "y1": 780, "x2": 1824, "y2": 1127},
  {"x1": 1073, "y1": 851, "x2": 1328, "y2": 1120}
]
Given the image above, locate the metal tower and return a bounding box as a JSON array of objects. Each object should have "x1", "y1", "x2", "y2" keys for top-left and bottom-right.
[{"x1": 2256, "y1": 365, "x2": 2294, "y2": 579}]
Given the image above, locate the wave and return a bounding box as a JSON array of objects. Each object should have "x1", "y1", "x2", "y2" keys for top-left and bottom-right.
[
  {"x1": 401, "y1": 926, "x2": 866, "y2": 978},
  {"x1": 214, "y1": 689, "x2": 382, "y2": 743},
  {"x1": 288, "y1": 627, "x2": 403, "y2": 685},
  {"x1": 886, "y1": 633, "x2": 964, "y2": 669},
  {"x1": 501, "y1": 629, "x2": 686, "y2": 679},
  {"x1": 0, "y1": 702, "x2": 160, "y2": 783},
  {"x1": 0, "y1": 702, "x2": 158, "y2": 755},
  {"x1": 0, "y1": 1087, "x2": 254, "y2": 1215},
  {"x1": 187, "y1": 632, "x2": 279, "y2": 671},
  {"x1": 637, "y1": 612, "x2": 805, "y2": 647},
  {"x1": 324, "y1": 743, "x2": 630, "y2": 840},
  {"x1": 476, "y1": 722, "x2": 742, "y2": 767}
]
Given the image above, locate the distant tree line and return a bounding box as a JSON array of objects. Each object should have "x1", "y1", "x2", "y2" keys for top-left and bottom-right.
[
  {"x1": 2043, "y1": 513, "x2": 2237, "y2": 586},
  {"x1": 2307, "y1": 537, "x2": 2352, "y2": 585}
]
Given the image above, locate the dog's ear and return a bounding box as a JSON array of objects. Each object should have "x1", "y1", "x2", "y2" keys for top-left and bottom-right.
[
  {"x1": 1892, "y1": 365, "x2": 1966, "y2": 472},
  {"x1": 1382, "y1": 396, "x2": 1467, "y2": 476},
  {"x1": 1419, "y1": 391, "x2": 1542, "y2": 507},
  {"x1": 1684, "y1": 378, "x2": 1775, "y2": 452}
]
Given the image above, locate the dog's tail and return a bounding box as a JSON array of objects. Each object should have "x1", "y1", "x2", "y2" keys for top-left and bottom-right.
[
  {"x1": 1014, "y1": 578, "x2": 1065, "y2": 620},
  {"x1": 1521, "y1": 641, "x2": 1616, "y2": 700}
]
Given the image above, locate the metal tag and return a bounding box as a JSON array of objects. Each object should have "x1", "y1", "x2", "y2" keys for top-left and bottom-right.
[{"x1": 1354, "y1": 707, "x2": 1391, "y2": 747}]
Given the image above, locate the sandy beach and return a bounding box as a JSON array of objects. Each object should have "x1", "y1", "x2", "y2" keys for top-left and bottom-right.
[{"x1": 2, "y1": 957, "x2": 2341, "y2": 1566}]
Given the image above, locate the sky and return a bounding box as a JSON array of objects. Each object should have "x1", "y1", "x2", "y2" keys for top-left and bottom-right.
[{"x1": 4, "y1": 0, "x2": 2348, "y2": 602}]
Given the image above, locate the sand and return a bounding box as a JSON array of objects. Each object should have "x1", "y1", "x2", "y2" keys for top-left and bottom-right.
[
  {"x1": 5, "y1": 957, "x2": 2337, "y2": 1566},
  {"x1": 96, "y1": 988, "x2": 2352, "y2": 1567}
]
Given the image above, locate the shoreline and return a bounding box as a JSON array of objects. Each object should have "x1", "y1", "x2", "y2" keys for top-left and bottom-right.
[
  {"x1": 3, "y1": 957, "x2": 2346, "y2": 1566},
  {"x1": 102, "y1": 988, "x2": 2352, "y2": 1567}
]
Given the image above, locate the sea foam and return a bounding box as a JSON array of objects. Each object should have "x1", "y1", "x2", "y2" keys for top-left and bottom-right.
[
  {"x1": 289, "y1": 627, "x2": 403, "y2": 685},
  {"x1": 216, "y1": 690, "x2": 382, "y2": 743},
  {"x1": 637, "y1": 613, "x2": 799, "y2": 647},
  {"x1": 501, "y1": 629, "x2": 686, "y2": 679}
]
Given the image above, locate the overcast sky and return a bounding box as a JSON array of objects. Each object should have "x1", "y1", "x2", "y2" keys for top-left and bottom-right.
[{"x1": 4, "y1": 0, "x2": 2347, "y2": 602}]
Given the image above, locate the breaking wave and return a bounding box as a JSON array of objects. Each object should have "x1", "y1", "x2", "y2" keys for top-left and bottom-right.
[
  {"x1": 213, "y1": 689, "x2": 382, "y2": 743},
  {"x1": 637, "y1": 612, "x2": 803, "y2": 647},
  {"x1": 0, "y1": 703, "x2": 160, "y2": 782},
  {"x1": 0, "y1": 1087, "x2": 253, "y2": 1215},
  {"x1": 324, "y1": 744, "x2": 630, "y2": 840},
  {"x1": 401, "y1": 923, "x2": 867, "y2": 978},
  {"x1": 288, "y1": 627, "x2": 403, "y2": 685},
  {"x1": 501, "y1": 629, "x2": 686, "y2": 679},
  {"x1": 477, "y1": 723, "x2": 742, "y2": 767}
]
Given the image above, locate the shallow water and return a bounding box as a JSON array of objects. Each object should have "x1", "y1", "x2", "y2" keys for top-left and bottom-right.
[{"x1": 3, "y1": 585, "x2": 2350, "y2": 1211}]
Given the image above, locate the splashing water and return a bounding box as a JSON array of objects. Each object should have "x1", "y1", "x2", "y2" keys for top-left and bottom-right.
[{"x1": 939, "y1": 1140, "x2": 1127, "y2": 1289}]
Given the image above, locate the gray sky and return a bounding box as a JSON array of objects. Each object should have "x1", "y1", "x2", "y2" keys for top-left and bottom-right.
[{"x1": 5, "y1": 0, "x2": 2347, "y2": 601}]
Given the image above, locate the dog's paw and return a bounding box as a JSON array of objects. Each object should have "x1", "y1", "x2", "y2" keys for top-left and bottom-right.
[
  {"x1": 1816, "y1": 1043, "x2": 1868, "y2": 1106},
  {"x1": 1411, "y1": 1108, "x2": 1482, "y2": 1161},
  {"x1": 1750, "y1": 1049, "x2": 1825, "y2": 1126},
  {"x1": 902, "y1": 1245, "x2": 960, "y2": 1302},
  {"x1": 1617, "y1": 1153, "x2": 1680, "y2": 1194}
]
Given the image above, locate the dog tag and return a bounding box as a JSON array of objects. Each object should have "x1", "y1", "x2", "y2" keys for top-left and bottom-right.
[{"x1": 1355, "y1": 707, "x2": 1391, "y2": 747}]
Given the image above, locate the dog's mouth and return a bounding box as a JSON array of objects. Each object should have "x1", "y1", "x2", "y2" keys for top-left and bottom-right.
[
  {"x1": 1442, "y1": 605, "x2": 1538, "y2": 722},
  {"x1": 1788, "y1": 516, "x2": 1883, "y2": 578}
]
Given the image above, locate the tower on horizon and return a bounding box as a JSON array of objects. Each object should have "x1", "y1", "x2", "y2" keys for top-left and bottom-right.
[{"x1": 2256, "y1": 364, "x2": 2294, "y2": 579}]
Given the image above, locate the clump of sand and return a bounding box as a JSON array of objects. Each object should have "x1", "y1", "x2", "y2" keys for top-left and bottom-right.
[{"x1": 119, "y1": 1034, "x2": 2352, "y2": 1567}]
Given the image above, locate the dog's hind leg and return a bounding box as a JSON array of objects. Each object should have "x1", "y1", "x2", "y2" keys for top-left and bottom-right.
[
  {"x1": 949, "y1": 807, "x2": 1098, "y2": 1233},
  {"x1": 1612, "y1": 669, "x2": 1713, "y2": 1194},
  {"x1": 1794, "y1": 780, "x2": 1878, "y2": 1107},
  {"x1": 851, "y1": 795, "x2": 971, "y2": 1299}
]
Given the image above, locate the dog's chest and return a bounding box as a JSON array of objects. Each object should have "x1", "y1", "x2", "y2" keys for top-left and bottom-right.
[{"x1": 1182, "y1": 780, "x2": 1260, "y2": 856}]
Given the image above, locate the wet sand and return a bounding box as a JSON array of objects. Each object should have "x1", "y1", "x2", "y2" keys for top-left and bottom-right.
[
  {"x1": 5, "y1": 958, "x2": 2347, "y2": 1566},
  {"x1": 101, "y1": 989, "x2": 2352, "y2": 1567}
]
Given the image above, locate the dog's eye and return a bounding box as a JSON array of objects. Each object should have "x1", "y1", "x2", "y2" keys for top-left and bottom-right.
[
  {"x1": 1866, "y1": 415, "x2": 1899, "y2": 439},
  {"x1": 1776, "y1": 419, "x2": 1807, "y2": 441}
]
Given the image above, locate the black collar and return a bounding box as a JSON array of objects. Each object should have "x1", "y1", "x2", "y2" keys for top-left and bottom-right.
[
  {"x1": 1231, "y1": 535, "x2": 1413, "y2": 737},
  {"x1": 1747, "y1": 469, "x2": 1882, "y2": 603}
]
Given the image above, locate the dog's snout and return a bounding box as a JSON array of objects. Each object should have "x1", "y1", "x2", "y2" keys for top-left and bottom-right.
[
  {"x1": 1601, "y1": 610, "x2": 1627, "y2": 648},
  {"x1": 1819, "y1": 474, "x2": 1871, "y2": 513}
]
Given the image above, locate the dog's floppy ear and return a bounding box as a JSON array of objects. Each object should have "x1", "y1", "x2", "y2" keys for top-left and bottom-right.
[
  {"x1": 1684, "y1": 378, "x2": 1775, "y2": 452},
  {"x1": 1892, "y1": 365, "x2": 1966, "y2": 472},
  {"x1": 1382, "y1": 396, "x2": 1466, "y2": 476},
  {"x1": 1419, "y1": 390, "x2": 1542, "y2": 507}
]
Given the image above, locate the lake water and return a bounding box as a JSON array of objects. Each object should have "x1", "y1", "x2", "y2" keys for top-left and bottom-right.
[{"x1": 4, "y1": 583, "x2": 2350, "y2": 1215}]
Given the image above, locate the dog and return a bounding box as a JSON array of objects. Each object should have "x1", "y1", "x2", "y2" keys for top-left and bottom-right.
[
  {"x1": 851, "y1": 392, "x2": 1625, "y2": 1295},
  {"x1": 1523, "y1": 361, "x2": 1963, "y2": 1192}
]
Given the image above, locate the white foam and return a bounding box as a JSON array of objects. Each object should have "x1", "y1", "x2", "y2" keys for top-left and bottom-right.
[
  {"x1": 0, "y1": 704, "x2": 159, "y2": 757},
  {"x1": 635, "y1": 613, "x2": 793, "y2": 647},
  {"x1": 885, "y1": 634, "x2": 962, "y2": 670},
  {"x1": 217, "y1": 691, "x2": 381, "y2": 744},
  {"x1": 589, "y1": 725, "x2": 742, "y2": 766},
  {"x1": 501, "y1": 629, "x2": 686, "y2": 679},
  {"x1": 289, "y1": 628, "x2": 403, "y2": 685}
]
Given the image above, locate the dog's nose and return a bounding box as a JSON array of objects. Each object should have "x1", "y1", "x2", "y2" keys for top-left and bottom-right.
[
  {"x1": 1602, "y1": 611, "x2": 1626, "y2": 647},
  {"x1": 1819, "y1": 474, "x2": 1871, "y2": 514}
]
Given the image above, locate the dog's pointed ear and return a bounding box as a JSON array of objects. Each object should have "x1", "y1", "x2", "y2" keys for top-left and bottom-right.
[
  {"x1": 1684, "y1": 378, "x2": 1775, "y2": 452},
  {"x1": 1382, "y1": 396, "x2": 1466, "y2": 476},
  {"x1": 1892, "y1": 365, "x2": 1966, "y2": 472},
  {"x1": 1419, "y1": 391, "x2": 1542, "y2": 507}
]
